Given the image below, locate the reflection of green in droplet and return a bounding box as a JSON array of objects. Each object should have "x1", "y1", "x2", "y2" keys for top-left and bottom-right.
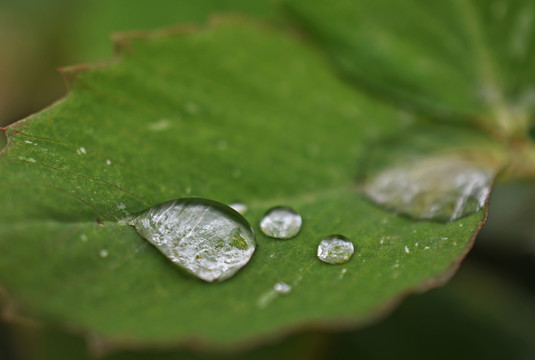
[
  {"x1": 230, "y1": 229, "x2": 249, "y2": 250},
  {"x1": 129, "y1": 198, "x2": 256, "y2": 282}
]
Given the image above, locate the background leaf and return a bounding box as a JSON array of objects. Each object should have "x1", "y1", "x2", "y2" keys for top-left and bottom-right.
[
  {"x1": 0, "y1": 0, "x2": 282, "y2": 127},
  {"x1": 287, "y1": 0, "x2": 535, "y2": 140}
]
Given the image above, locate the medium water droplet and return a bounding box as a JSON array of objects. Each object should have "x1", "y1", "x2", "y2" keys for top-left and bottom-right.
[
  {"x1": 129, "y1": 198, "x2": 256, "y2": 282},
  {"x1": 274, "y1": 282, "x2": 292, "y2": 294},
  {"x1": 364, "y1": 157, "x2": 494, "y2": 222},
  {"x1": 317, "y1": 235, "x2": 354, "y2": 264},
  {"x1": 260, "y1": 207, "x2": 302, "y2": 239}
]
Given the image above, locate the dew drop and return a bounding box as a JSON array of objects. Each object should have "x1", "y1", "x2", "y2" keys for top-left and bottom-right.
[
  {"x1": 274, "y1": 282, "x2": 292, "y2": 294},
  {"x1": 260, "y1": 206, "x2": 302, "y2": 239},
  {"x1": 364, "y1": 157, "x2": 494, "y2": 222},
  {"x1": 317, "y1": 235, "x2": 354, "y2": 264},
  {"x1": 128, "y1": 198, "x2": 256, "y2": 282},
  {"x1": 99, "y1": 249, "x2": 108, "y2": 258}
]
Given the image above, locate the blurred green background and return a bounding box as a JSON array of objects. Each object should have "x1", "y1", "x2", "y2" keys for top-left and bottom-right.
[{"x1": 0, "y1": 0, "x2": 533, "y2": 359}]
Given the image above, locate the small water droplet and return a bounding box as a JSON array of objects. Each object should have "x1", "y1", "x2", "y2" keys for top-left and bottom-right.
[
  {"x1": 186, "y1": 102, "x2": 200, "y2": 114},
  {"x1": 77, "y1": 147, "x2": 86, "y2": 155},
  {"x1": 317, "y1": 235, "x2": 354, "y2": 264},
  {"x1": 106, "y1": 159, "x2": 112, "y2": 166},
  {"x1": 128, "y1": 198, "x2": 256, "y2": 282},
  {"x1": 260, "y1": 206, "x2": 302, "y2": 239},
  {"x1": 232, "y1": 168, "x2": 242, "y2": 178},
  {"x1": 80, "y1": 234, "x2": 88, "y2": 242},
  {"x1": 364, "y1": 157, "x2": 494, "y2": 222},
  {"x1": 404, "y1": 245, "x2": 410, "y2": 254},
  {"x1": 216, "y1": 140, "x2": 228, "y2": 151},
  {"x1": 229, "y1": 203, "x2": 247, "y2": 214},
  {"x1": 99, "y1": 249, "x2": 108, "y2": 258},
  {"x1": 274, "y1": 282, "x2": 292, "y2": 294},
  {"x1": 148, "y1": 119, "x2": 171, "y2": 131}
]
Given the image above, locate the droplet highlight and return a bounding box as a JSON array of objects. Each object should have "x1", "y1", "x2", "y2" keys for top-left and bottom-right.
[
  {"x1": 364, "y1": 157, "x2": 494, "y2": 222},
  {"x1": 260, "y1": 206, "x2": 302, "y2": 239},
  {"x1": 317, "y1": 235, "x2": 354, "y2": 264},
  {"x1": 274, "y1": 282, "x2": 292, "y2": 294},
  {"x1": 129, "y1": 198, "x2": 256, "y2": 282},
  {"x1": 229, "y1": 202, "x2": 247, "y2": 215}
]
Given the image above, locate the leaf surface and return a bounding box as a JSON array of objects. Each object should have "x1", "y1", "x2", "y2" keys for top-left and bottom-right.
[{"x1": 0, "y1": 19, "x2": 502, "y2": 347}]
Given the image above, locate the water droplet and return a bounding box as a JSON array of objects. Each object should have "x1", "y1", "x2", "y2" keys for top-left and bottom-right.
[
  {"x1": 317, "y1": 235, "x2": 354, "y2": 264},
  {"x1": 260, "y1": 206, "x2": 302, "y2": 239},
  {"x1": 77, "y1": 147, "x2": 86, "y2": 155},
  {"x1": 148, "y1": 119, "x2": 171, "y2": 131},
  {"x1": 257, "y1": 281, "x2": 292, "y2": 308},
  {"x1": 106, "y1": 159, "x2": 112, "y2": 166},
  {"x1": 229, "y1": 203, "x2": 247, "y2": 215},
  {"x1": 80, "y1": 234, "x2": 88, "y2": 242},
  {"x1": 129, "y1": 198, "x2": 256, "y2": 282},
  {"x1": 99, "y1": 249, "x2": 108, "y2": 258},
  {"x1": 404, "y1": 245, "x2": 410, "y2": 254},
  {"x1": 364, "y1": 157, "x2": 494, "y2": 222},
  {"x1": 274, "y1": 282, "x2": 292, "y2": 294}
]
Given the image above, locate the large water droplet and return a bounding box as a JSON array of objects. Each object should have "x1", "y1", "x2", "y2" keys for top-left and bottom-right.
[
  {"x1": 317, "y1": 235, "x2": 354, "y2": 264},
  {"x1": 364, "y1": 157, "x2": 494, "y2": 222},
  {"x1": 260, "y1": 206, "x2": 302, "y2": 239},
  {"x1": 129, "y1": 198, "x2": 256, "y2": 282}
]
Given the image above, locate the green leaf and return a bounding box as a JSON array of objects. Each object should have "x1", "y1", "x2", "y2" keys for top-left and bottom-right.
[
  {"x1": 287, "y1": 0, "x2": 535, "y2": 140},
  {"x1": 8, "y1": 263, "x2": 535, "y2": 359},
  {"x1": 0, "y1": 19, "x2": 503, "y2": 348}
]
